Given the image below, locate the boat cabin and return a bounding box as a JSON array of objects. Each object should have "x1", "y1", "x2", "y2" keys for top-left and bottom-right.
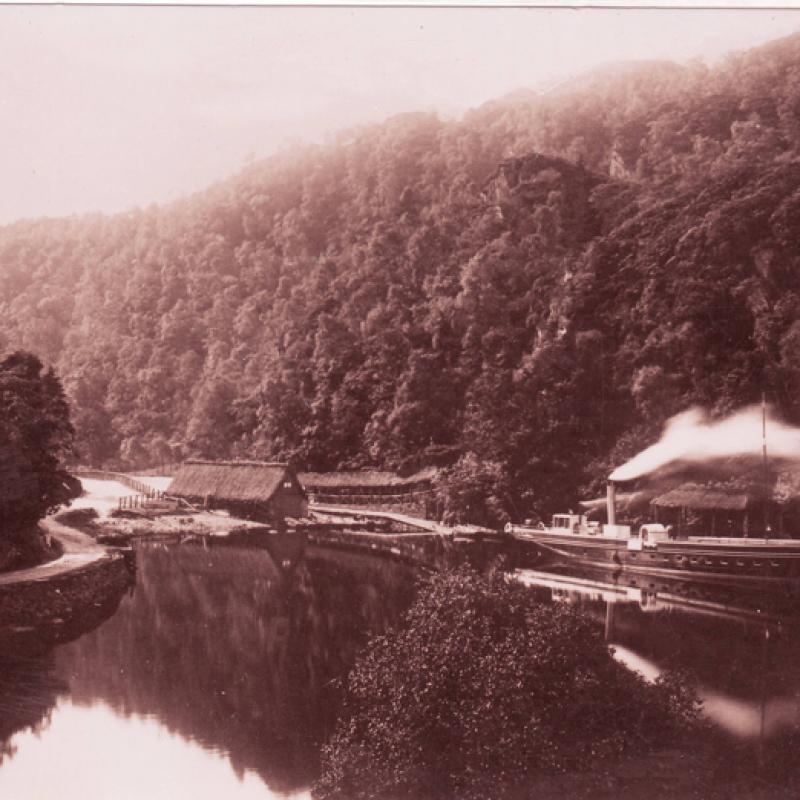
[
  {"x1": 627, "y1": 523, "x2": 672, "y2": 550},
  {"x1": 550, "y1": 513, "x2": 587, "y2": 534},
  {"x1": 549, "y1": 514, "x2": 602, "y2": 536}
]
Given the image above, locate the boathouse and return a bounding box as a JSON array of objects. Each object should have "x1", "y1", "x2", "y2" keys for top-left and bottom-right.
[
  {"x1": 298, "y1": 466, "x2": 438, "y2": 514},
  {"x1": 169, "y1": 460, "x2": 308, "y2": 525}
]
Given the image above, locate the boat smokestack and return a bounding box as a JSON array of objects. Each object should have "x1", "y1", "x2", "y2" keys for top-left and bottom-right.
[{"x1": 607, "y1": 481, "x2": 617, "y2": 526}]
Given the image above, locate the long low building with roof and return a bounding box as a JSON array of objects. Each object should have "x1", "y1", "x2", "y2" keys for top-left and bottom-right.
[
  {"x1": 580, "y1": 479, "x2": 776, "y2": 537},
  {"x1": 168, "y1": 460, "x2": 308, "y2": 526},
  {"x1": 649, "y1": 482, "x2": 769, "y2": 537},
  {"x1": 298, "y1": 466, "x2": 439, "y2": 515}
]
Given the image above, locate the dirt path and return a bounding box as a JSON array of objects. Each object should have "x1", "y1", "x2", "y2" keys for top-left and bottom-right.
[{"x1": 0, "y1": 517, "x2": 109, "y2": 586}]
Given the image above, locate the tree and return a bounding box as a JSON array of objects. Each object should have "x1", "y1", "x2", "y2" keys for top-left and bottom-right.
[
  {"x1": 0, "y1": 351, "x2": 76, "y2": 527},
  {"x1": 315, "y1": 569, "x2": 700, "y2": 800},
  {"x1": 185, "y1": 376, "x2": 241, "y2": 459},
  {"x1": 5, "y1": 31, "x2": 800, "y2": 503},
  {"x1": 434, "y1": 453, "x2": 511, "y2": 528}
]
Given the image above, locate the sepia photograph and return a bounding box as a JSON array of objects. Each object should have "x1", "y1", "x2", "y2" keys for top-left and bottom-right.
[{"x1": 5, "y1": 2, "x2": 800, "y2": 798}]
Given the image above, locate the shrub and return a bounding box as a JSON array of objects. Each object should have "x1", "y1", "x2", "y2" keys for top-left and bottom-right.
[{"x1": 315, "y1": 568, "x2": 700, "y2": 800}]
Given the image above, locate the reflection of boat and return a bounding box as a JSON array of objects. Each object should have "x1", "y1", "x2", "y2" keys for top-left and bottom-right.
[
  {"x1": 516, "y1": 564, "x2": 800, "y2": 740},
  {"x1": 514, "y1": 566, "x2": 786, "y2": 623},
  {"x1": 506, "y1": 482, "x2": 800, "y2": 582}
]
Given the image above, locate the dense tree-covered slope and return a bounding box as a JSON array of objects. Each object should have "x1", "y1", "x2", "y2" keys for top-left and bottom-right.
[{"x1": 4, "y1": 32, "x2": 800, "y2": 518}]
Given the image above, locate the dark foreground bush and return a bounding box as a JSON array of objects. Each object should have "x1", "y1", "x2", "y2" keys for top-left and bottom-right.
[
  {"x1": 314, "y1": 568, "x2": 700, "y2": 800},
  {"x1": 0, "y1": 526, "x2": 62, "y2": 573}
]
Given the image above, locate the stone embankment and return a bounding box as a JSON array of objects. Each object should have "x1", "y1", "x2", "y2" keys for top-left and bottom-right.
[{"x1": 0, "y1": 517, "x2": 132, "y2": 635}]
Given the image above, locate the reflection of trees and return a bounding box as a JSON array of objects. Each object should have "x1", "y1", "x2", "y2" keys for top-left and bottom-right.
[
  {"x1": 561, "y1": 589, "x2": 800, "y2": 701},
  {"x1": 538, "y1": 565, "x2": 800, "y2": 701},
  {"x1": 55, "y1": 543, "x2": 416, "y2": 793},
  {"x1": 0, "y1": 651, "x2": 63, "y2": 766},
  {"x1": 610, "y1": 605, "x2": 800, "y2": 701},
  {"x1": 0, "y1": 576, "x2": 129, "y2": 765}
]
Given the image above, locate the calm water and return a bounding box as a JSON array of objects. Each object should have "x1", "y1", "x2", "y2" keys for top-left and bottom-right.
[
  {"x1": 0, "y1": 540, "x2": 415, "y2": 799},
  {"x1": 3, "y1": 541, "x2": 800, "y2": 799},
  {"x1": 518, "y1": 564, "x2": 800, "y2": 740}
]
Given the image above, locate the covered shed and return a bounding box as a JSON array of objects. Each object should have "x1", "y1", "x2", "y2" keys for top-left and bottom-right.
[
  {"x1": 650, "y1": 483, "x2": 763, "y2": 537},
  {"x1": 169, "y1": 460, "x2": 308, "y2": 525},
  {"x1": 298, "y1": 466, "x2": 438, "y2": 514},
  {"x1": 299, "y1": 466, "x2": 437, "y2": 500}
]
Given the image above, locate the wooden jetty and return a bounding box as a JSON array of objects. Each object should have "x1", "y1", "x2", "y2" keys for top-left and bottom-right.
[{"x1": 311, "y1": 503, "x2": 453, "y2": 534}]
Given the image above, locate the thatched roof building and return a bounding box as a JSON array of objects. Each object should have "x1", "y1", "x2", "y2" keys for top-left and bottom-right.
[
  {"x1": 648, "y1": 481, "x2": 768, "y2": 536},
  {"x1": 652, "y1": 486, "x2": 751, "y2": 511},
  {"x1": 299, "y1": 466, "x2": 438, "y2": 495},
  {"x1": 169, "y1": 460, "x2": 307, "y2": 523}
]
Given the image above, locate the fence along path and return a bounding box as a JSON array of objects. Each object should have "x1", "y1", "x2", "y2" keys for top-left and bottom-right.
[
  {"x1": 70, "y1": 468, "x2": 169, "y2": 511},
  {"x1": 70, "y1": 468, "x2": 157, "y2": 493}
]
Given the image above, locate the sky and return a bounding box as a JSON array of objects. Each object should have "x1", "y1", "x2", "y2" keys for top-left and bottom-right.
[{"x1": 2, "y1": 4, "x2": 800, "y2": 225}]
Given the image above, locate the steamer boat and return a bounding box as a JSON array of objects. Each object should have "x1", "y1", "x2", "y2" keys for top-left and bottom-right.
[{"x1": 506, "y1": 481, "x2": 800, "y2": 581}]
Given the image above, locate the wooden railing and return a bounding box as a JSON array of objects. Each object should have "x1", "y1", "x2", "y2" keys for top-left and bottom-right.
[
  {"x1": 71, "y1": 468, "x2": 157, "y2": 495},
  {"x1": 117, "y1": 489, "x2": 168, "y2": 511},
  {"x1": 307, "y1": 489, "x2": 438, "y2": 519},
  {"x1": 70, "y1": 467, "x2": 175, "y2": 512}
]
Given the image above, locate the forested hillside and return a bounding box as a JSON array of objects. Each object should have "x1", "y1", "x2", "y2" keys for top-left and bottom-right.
[{"x1": 4, "y1": 33, "x2": 800, "y2": 520}]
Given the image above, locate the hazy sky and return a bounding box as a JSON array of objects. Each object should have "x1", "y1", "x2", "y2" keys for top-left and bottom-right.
[{"x1": 2, "y1": 4, "x2": 800, "y2": 225}]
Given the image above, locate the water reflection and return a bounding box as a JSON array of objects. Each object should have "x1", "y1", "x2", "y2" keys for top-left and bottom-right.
[
  {"x1": 0, "y1": 651, "x2": 64, "y2": 768},
  {"x1": 0, "y1": 540, "x2": 416, "y2": 797},
  {"x1": 0, "y1": 564, "x2": 131, "y2": 773},
  {"x1": 7, "y1": 537, "x2": 800, "y2": 797},
  {"x1": 517, "y1": 564, "x2": 800, "y2": 741},
  {"x1": 1, "y1": 702, "x2": 310, "y2": 800}
]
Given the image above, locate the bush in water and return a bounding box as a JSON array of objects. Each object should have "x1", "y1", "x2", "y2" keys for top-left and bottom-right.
[{"x1": 315, "y1": 568, "x2": 701, "y2": 800}]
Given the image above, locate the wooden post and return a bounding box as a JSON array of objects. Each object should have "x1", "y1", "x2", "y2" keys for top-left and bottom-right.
[{"x1": 604, "y1": 601, "x2": 615, "y2": 642}]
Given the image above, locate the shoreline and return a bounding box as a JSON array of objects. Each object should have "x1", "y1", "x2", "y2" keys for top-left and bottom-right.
[
  {"x1": 3, "y1": 496, "x2": 798, "y2": 798},
  {"x1": 61, "y1": 506, "x2": 272, "y2": 544},
  {"x1": 0, "y1": 517, "x2": 107, "y2": 586},
  {"x1": 0, "y1": 516, "x2": 130, "y2": 637}
]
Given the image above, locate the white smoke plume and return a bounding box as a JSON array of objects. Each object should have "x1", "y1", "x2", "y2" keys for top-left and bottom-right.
[{"x1": 609, "y1": 406, "x2": 800, "y2": 482}]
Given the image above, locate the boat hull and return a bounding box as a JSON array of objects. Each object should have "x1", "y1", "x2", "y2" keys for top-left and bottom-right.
[{"x1": 511, "y1": 530, "x2": 800, "y2": 581}]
